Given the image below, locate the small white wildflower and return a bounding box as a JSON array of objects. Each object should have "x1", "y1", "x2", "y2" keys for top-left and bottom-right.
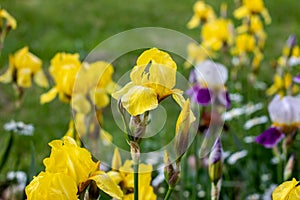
[
  {"x1": 152, "y1": 164, "x2": 165, "y2": 187},
  {"x1": 229, "y1": 93, "x2": 243, "y2": 103},
  {"x1": 244, "y1": 116, "x2": 268, "y2": 130},
  {"x1": 4, "y1": 120, "x2": 34, "y2": 136},
  {"x1": 261, "y1": 173, "x2": 271, "y2": 182},
  {"x1": 7, "y1": 171, "x2": 27, "y2": 191},
  {"x1": 227, "y1": 150, "x2": 248, "y2": 165},
  {"x1": 288, "y1": 56, "x2": 300, "y2": 66},
  {"x1": 246, "y1": 193, "x2": 260, "y2": 200},
  {"x1": 243, "y1": 136, "x2": 256, "y2": 144},
  {"x1": 271, "y1": 157, "x2": 279, "y2": 164},
  {"x1": 254, "y1": 81, "x2": 267, "y2": 90},
  {"x1": 222, "y1": 103, "x2": 264, "y2": 121}
]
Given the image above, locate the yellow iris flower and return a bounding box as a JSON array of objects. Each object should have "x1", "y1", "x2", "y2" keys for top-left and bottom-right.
[
  {"x1": 108, "y1": 149, "x2": 157, "y2": 200},
  {"x1": 25, "y1": 136, "x2": 123, "y2": 200},
  {"x1": 187, "y1": 1, "x2": 216, "y2": 29},
  {"x1": 232, "y1": 33, "x2": 256, "y2": 55},
  {"x1": 0, "y1": 8, "x2": 17, "y2": 30},
  {"x1": 234, "y1": 0, "x2": 271, "y2": 24},
  {"x1": 267, "y1": 73, "x2": 299, "y2": 96},
  {"x1": 201, "y1": 18, "x2": 234, "y2": 51},
  {"x1": 0, "y1": 46, "x2": 48, "y2": 88},
  {"x1": 112, "y1": 48, "x2": 185, "y2": 116},
  {"x1": 40, "y1": 52, "x2": 81, "y2": 104},
  {"x1": 272, "y1": 178, "x2": 300, "y2": 200}
]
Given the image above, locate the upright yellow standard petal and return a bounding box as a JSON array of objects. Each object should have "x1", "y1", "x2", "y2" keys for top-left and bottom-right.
[
  {"x1": 43, "y1": 136, "x2": 98, "y2": 185},
  {"x1": 25, "y1": 172, "x2": 78, "y2": 200},
  {"x1": 112, "y1": 148, "x2": 122, "y2": 170}
]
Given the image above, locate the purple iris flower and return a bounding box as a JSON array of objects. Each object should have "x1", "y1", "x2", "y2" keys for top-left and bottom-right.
[{"x1": 255, "y1": 95, "x2": 300, "y2": 148}]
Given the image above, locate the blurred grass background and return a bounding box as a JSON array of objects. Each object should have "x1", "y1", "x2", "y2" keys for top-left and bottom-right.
[{"x1": 0, "y1": 0, "x2": 300, "y2": 199}]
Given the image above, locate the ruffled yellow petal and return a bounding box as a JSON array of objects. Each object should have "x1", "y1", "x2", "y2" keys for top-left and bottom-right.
[
  {"x1": 43, "y1": 136, "x2": 98, "y2": 185},
  {"x1": 25, "y1": 172, "x2": 78, "y2": 200},
  {"x1": 272, "y1": 178, "x2": 299, "y2": 200},
  {"x1": 40, "y1": 87, "x2": 58, "y2": 104},
  {"x1": 34, "y1": 70, "x2": 49, "y2": 88},
  {"x1": 288, "y1": 185, "x2": 300, "y2": 200},
  {"x1": 14, "y1": 47, "x2": 42, "y2": 73},
  {"x1": 89, "y1": 171, "x2": 123, "y2": 200},
  {"x1": 121, "y1": 85, "x2": 158, "y2": 116},
  {"x1": 132, "y1": 48, "x2": 177, "y2": 90}
]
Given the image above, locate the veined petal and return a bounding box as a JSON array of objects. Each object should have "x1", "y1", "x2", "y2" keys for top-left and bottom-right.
[
  {"x1": 172, "y1": 89, "x2": 186, "y2": 108},
  {"x1": 25, "y1": 172, "x2": 78, "y2": 200},
  {"x1": 121, "y1": 85, "x2": 158, "y2": 116},
  {"x1": 131, "y1": 48, "x2": 177, "y2": 89},
  {"x1": 89, "y1": 171, "x2": 123, "y2": 200},
  {"x1": 272, "y1": 178, "x2": 299, "y2": 200},
  {"x1": 34, "y1": 70, "x2": 49, "y2": 88},
  {"x1": 112, "y1": 82, "x2": 134, "y2": 100},
  {"x1": 255, "y1": 127, "x2": 284, "y2": 148},
  {"x1": 40, "y1": 87, "x2": 58, "y2": 104}
]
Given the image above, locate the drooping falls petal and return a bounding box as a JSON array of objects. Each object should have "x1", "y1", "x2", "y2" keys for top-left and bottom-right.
[
  {"x1": 88, "y1": 171, "x2": 123, "y2": 200},
  {"x1": 40, "y1": 87, "x2": 58, "y2": 104},
  {"x1": 34, "y1": 70, "x2": 49, "y2": 88},
  {"x1": 72, "y1": 94, "x2": 91, "y2": 114},
  {"x1": 272, "y1": 178, "x2": 299, "y2": 200},
  {"x1": 25, "y1": 172, "x2": 78, "y2": 200},
  {"x1": 120, "y1": 85, "x2": 158, "y2": 116},
  {"x1": 255, "y1": 127, "x2": 284, "y2": 148},
  {"x1": 17, "y1": 68, "x2": 31, "y2": 88}
]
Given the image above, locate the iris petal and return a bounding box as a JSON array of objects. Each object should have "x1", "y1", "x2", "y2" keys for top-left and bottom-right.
[{"x1": 255, "y1": 127, "x2": 284, "y2": 148}]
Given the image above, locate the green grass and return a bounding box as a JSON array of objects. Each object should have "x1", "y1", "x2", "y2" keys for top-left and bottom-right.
[{"x1": 0, "y1": 0, "x2": 300, "y2": 199}]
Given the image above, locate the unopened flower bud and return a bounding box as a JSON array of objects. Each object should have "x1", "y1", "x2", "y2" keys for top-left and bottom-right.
[
  {"x1": 164, "y1": 151, "x2": 180, "y2": 188},
  {"x1": 175, "y1": 99, "x2": 194, "y2": 161},
  {"x1": 208, "y1": 138, "x2": 223, "y2": 184},
  {"x1": 284, "y1": 154, "x2": 295, "y2": 181}
]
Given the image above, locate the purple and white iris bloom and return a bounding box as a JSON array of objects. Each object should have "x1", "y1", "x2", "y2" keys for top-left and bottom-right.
[
  {"x1": 255, "y1": 95, "x2": 300, "y2": 148},
  {"x1": 187, "y1": 60, "x2": 230, "y2": 108}
]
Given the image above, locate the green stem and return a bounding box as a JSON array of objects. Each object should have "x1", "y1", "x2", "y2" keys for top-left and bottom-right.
[
  {"x1": 193, "y1": 134, "x2": 199, "y2": 199},
  {"x1": 133, "y1": 162, "x2": 139, "y2": 200},
  {"x1": 164, "y1": 187, "x2": 174, "y2": 200}
]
